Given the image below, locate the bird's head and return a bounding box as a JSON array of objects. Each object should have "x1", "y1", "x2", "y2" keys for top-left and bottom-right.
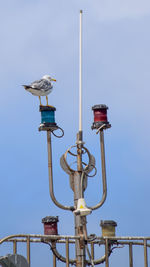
[{"x1": 42, "y1": 75, "x2": 56, "y2": 82}]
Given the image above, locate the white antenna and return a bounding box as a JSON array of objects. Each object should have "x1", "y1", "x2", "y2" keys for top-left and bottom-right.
[{"x1": 79, "y1": 10, "x2": 83, "y2": 134}]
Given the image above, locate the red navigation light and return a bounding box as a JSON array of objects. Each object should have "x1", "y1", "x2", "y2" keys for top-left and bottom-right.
[
  {"x1": 92, "y1": 104, "x2": 111, "y2": 130},
  {"x1": 42, "y1": 216, "x2": 59, "y2": 235}
]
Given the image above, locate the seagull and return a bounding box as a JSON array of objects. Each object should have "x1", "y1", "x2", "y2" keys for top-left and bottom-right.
[{"x1": 23, "y1": 75, "x2": 56, "y2": 106}]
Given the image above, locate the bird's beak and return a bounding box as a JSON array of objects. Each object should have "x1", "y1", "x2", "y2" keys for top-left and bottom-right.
[{"x1": 51, "y1": 78, "x2": 57, "y2": 82}]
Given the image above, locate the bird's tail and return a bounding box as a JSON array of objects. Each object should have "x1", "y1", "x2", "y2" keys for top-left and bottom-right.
[{"x1": 22, "y1": 85, "x2": 30, "y2": 90}]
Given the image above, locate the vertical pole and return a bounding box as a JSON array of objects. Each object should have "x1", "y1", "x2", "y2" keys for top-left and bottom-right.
[
  {"x1": 66, "y1": 238, "x2": 69, "y2": 267},
  {"x1": 105, "y1": 239, "x2": 109, "y2": 267},
  {"x1": 27, "y1": 236, "x2": 30, "y2": 267},
  {"x1": 47, "y1": 131, "x2": 71, "y2": 211},
  {"x1": 53, "y1": 254, "x2": 56, "y2": 267},
  {"x1": 74, "y1": 172, "x2": 86, "y2": 267},
  {"x1": 13, "y1": 240, "x2": 17, "y2": 254},
  {"x1": 144, "y1": 239, "x2": 148, "y2": 267},
  {"x1": 75, "y1": 11, "x2": 86, "y2": 267},
  {"x1": 129, "y1": 243, "x2": 133, "y2": 267},
  {"x1": 100, "y1": 130, "x2": 107, "y2": 203},
  {"x1": 79, "y1": 10, "x2": 83, "y2": 134}
]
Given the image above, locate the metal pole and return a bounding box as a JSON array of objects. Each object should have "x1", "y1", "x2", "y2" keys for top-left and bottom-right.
[
  {"x1": 53, "y1": 254, "x2": 56, "y2": 267},
  {"x1": 79, "y1": 10, "x2": 83, "y2": 133},
  {"x1": 27, "y1": 236, "x2": 30, "y2": 267},
  {"x1": 74, "y1": 172, "x2": 86, "y2": 267},
  {"x1": 144, "y1": 239, "x2": 148, "y2": 267},
  {"x1": 90, "y1": 130, "x2": 107, "y2": 210},
  {"x1": 129, "y1": 243, "x2": 133, "y2": 267},
  {"x1": 13, "y1": 240, "x2": 17, "y2": 254},
  {"x1": 66, "y1": 238, "x2": 69, "y2": 267},
  {"x1": 105, "y1": 239, "x2": 109, "y2": 267},
  {"x1": 74, "y1": 10, "x2": 86, "y2": 267},
  {"x1": 47, "y1": 131, "x2": 72, "y2": 211}
]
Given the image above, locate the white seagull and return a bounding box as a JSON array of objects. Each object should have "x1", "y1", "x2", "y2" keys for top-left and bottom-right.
[{"x1": 23, "y1": 75, "x2": 56, "y2": 106}]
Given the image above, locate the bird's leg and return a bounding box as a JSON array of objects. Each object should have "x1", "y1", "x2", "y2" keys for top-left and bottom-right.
[
  {"x1": 39, "y1": 96, "x2": 42, "y2": 106},
  {"x1": 46, "y1": 96, "x2": 48, "y2": 106},
  {"x1": 46, "y1": 96, "x2": 54, "y2": 108}
]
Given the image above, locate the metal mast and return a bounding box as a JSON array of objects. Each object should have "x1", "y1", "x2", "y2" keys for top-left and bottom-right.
[
  {"x1": 75, "y1": 10, "x2": 86, "y2": 267},
  {"x1": 38, "y1": 10, "x2": 111, "y2": 267}
]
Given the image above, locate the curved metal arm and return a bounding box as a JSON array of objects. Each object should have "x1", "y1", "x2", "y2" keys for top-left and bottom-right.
[
  {"x1": 50, "y1": 241, "x2": 76, "y2": 265},
  {"x1": 47, "y1": 131, "x2": 73, "y2": 211},
  {"x1": 43, "y1": 239, "x2": 112, "y2": 266},
  {"x1": 88, "y1": 130, "x2": 107, "y2": 210},
  {"x1": 50, "y1": 241, "x2": 111, "y2": 266}
]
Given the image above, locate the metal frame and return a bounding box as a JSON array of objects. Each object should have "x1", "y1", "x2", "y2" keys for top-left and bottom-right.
[
  {"x1": 46, "y1": 127, "x2": 108, "y2": 266},
  {"x1": 47, "y1": 130, "x2": 107, "y2": 211},
  {"x1": 0, "y1": 234, "x2": 150, "y2": 267}
]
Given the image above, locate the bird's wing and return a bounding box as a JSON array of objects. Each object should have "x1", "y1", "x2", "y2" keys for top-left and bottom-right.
[
  {"x1": 23, "y1": 85, "x2": 39, "y2": 90},
  {"x1": 31, "y1": 79, "x2": 52, "y2": 91}
]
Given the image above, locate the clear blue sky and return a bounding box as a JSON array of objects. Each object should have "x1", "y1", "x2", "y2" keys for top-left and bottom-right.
[{"x1": 0, "y1": 0, "x2": 150, "y2": 266}]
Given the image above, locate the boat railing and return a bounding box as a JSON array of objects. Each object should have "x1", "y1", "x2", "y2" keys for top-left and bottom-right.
[{"x1": 0, "y1": 234, "x2": 150, "y2": 266}]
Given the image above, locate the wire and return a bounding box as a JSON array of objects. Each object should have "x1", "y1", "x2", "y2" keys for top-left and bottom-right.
[
  {"x1": 51, "y1": 127, "x2": 64, "y2": 138},
  {"x1": 80, "y1": 171, "x2": 85, "y2": 198}
]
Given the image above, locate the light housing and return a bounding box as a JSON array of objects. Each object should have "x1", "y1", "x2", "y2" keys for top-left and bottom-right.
[
  {"x1": 92, "y1": 104, "x2": 111, "y2": 130},
  {"x1": 42, "y1": 216, "x2": 59, "y2": 235},
  {"x1": 39, "y1": 106, "x2": 58, "y2": 131},
  {"x1": 100, "y1": 220, "x2": 117, "y2": 237}
]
